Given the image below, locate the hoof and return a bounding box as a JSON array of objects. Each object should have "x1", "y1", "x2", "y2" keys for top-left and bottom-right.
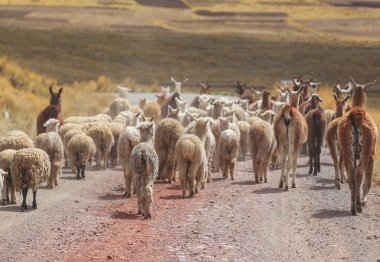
[
  {"x1": 32, "y1": 203, "x2": 37, "y2": 209},
  {"x1": 182, "y1": 195, "x2": 186, "y2": 199},
  {"x1": 351, "y1": 210, "x2": 357, "y2": 216},
  {"x1": 76, "y1": 176, "x2": 81, "y2": 180},
  {"x1": 285, "y1": 186, "x2": 289, "y2": 191},
  {"x1": 292, "y1": 184, "x2": 296, "y2": 188},
  {"x1": 124, "y1": 192, "x2": 131, "y2": 198},
  {"x1": 143, "y1": 213, "x2": 152, "y2": 220},
  {"x1": 137, "y1": 210, "x2": 142, "y2": 215},
  {"x1": 361, "y1": 200, "x2": 367, "y2": 207},
  {"x1": 279, "y1": 182, "x2": 283, "y2": 189},
  {"x1": 313, "y1": 173, "x2": 317, "y2": 176},
  {"x1": 231, "y1": 177, "x2": 234, "y2": 181}
]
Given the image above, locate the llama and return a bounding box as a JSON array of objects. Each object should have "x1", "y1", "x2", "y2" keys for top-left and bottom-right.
[
  {"x1": 274, "y1": 103, "x2": 308, "y2": 190},
  {"x1": 305, "y1": 95, "x2": 326, "y2": 176},
  {"x1": 326, "y1": 93, "x2": 350, "y2": 189},
  {"x1": 337, "y1": 78, "x2": 377, "y2": 215},
  {"x1": 36, "y1": 86, "x2": 63, "y2": 135}
]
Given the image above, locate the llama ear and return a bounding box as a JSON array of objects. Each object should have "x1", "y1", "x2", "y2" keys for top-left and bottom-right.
[
  {"x1": 149, "y1": 116, "x2": 155, "y2": 122},
  {"x1": 135, "y1": 111, "x2": 141, "y2": 118},
  {"x1": 317, "y1": 96, "x2": 323, "y2": 102},
  {"x1": 148, "y1": 122, "x2": 154, "y2": 129},
  {"x1": 364, "y1": 80, "x2": 376, "y2": 91},
  {"x1": 49, "y1": 86, "x2": 54, "y2": 96},
  {"x1": 58, "y1": 87, "x2": 63, "y2": 96},
  {"x1": 168, "y1": 105, "x2": 173, "y2": 113}
]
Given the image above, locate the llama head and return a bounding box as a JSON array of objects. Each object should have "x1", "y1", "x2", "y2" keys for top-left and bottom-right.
[
  {"x1": 195, "y1": 117, "x2": 209, "y2": 135},
  {"x1": 139, "y1": 98, "x2": 147, "y2": 109},
  {"x1": 161, "y1": 86, "x2": 170, "y2": 97},
  {"x1": 155, "y1": 94, "x2": 166, "y2": 105},
  {"x1": 117, "y1": 85, "x2": 132, "y2": 99},
  {"x1": 286, "y1": 85, "x2": 304, "y2": 108},
  {"x1": 49, "y1": 86, "x2": 63, "y2": 108},
  {"x1": 171, "y1": 77, "x2": 188, "y2": 93},
  {"x1": 235, "y1": 81, "x2": 246, "y2": 95},
  {"x1": 350, "y1": 77, "x2": 376, "y2": 108},
  {"x1": 333, "y1": 93, "x2": 350, "y2": 117},
  {"x1": 292, "y1": 74, "x2": 303, "y2": 89},
  {"x1": 307, "y1": 80, "x2": 321, "y2": 94},
  {"x1": 200, "y1": 81, "x2": 211, "y2": 95}
]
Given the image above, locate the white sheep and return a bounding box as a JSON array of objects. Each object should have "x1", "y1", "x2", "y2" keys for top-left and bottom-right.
[
  {"x1": 0, "y1": 130, "x2": 33, "y2": 152},
  {"x1": 87, "y1": 124, "x2": 114, "y2": 170},
  {"x1": 40, "y1": 119, "x2": 64, "y2": 189},
  {"x1": 0, "y1": 149, "x2": 16, "y2": 205},
  {"x1": 130, "y1": 121, "x2": 158, "y2": 219},
  {"x1": 175, "y1": 134, "x2": 206, "y2": 198},
  {"x1": 11, "y1": 148, "x2": 51, "y2": 211},
  {"x1": 67, "y1": 134, "x2": 96, "y2": 179},
  {"x1": 108, "y1": 122, "x2": 124, "y2": 167}
]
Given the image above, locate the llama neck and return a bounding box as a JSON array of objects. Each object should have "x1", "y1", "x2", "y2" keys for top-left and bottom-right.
[{"x1": 352, "y1": 93, "x2": 365, "y2": 108}]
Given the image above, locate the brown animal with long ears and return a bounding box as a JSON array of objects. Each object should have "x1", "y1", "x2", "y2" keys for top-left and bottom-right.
[
  {"x1": 274, "y1": 98, "x2": 308, "y2": 190},
  {"x1": 337, "y1": 77, "x2": 377, "y2": 215},
  {"x1": 326, "y1": 93, "x2": 350, "y2": 189},
  {"x1": 235, "y1": 81, "x2": 257, "y2": 104},
  {"x1": 305, "y1": 94, "x2": 326, "y2": 176},
  {"x1": 36, "y1": 86, "x2": 63, "y2": 135}
]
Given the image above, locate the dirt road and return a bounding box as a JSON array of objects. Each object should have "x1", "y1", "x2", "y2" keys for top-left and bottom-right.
[{"x1": 0, "y1": 149, "x2": 379, "y2": 261}]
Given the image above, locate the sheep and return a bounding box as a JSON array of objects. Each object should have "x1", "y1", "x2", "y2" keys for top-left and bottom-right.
[
  {"x1": 305, "y1": 95, "x2": 327, "y2": 176},
  {"x1": 36, "y1": 86, "x2": 63, "y2": 135},
  {"x1": 175, "y1": 134, "x2": 206, "y2": 198},
  {"x1": 117, "y1": 112, "x2": 143, "y2": 196},
  {"x1": 0, "y1": 130, "x2": 33, "y2": 152},
  {"x1": 40, "y1": 119, "x2": 64, "y2": 189},
  {"x1": 108, "y1": 122, "x2": 123, "y2": 168},
  {"x1": 87, "y1": 124, "x2": 114, "y2": 170},
  {"x1": 57, "y1": 123, "x2": 81, "y2": 167},
  {"x1": 139, "y1": 98, "x2": 161, "y2": 124},
  {"x1": 274, "y1": 104, "x2": 308, "y2": 190},
  {"x1": 218, "y1": 122, "x2": 239, "y2": 180},
  {"x1": 67, "y1": 134, "x2": 96, "y2": 179},
  {"x1": 130, "y1": 121, "x2": 158, "y2": 219},
  {"x1": 337, "y1": 78, "x2": 377, "y2": 215},
  {"x1": 11, "y1": 148, "x2": 51, "y2": 211},
  {"x1": 248, "y1": 119, "x2": 276, "y2": 183},
  {"x1": 155, "y1": 118, "x2": 184, "y2": 182},
  {"x1": 237, "y1": 121, "x2": 250, "y2": 161},
  {"x1": 0, "y1": 149, "x2": 16, "y2": 205}
]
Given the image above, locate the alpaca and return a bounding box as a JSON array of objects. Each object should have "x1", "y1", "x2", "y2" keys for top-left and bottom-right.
[
  {"x1": 274, "y1": 104, "x2": 308, "y2": 190},
  {"x1": 36, "y1": 86, "x2": 63, "y2": 135},
  {"x1": 160, "y1": 92, "x2": 181, "y2": 120}
]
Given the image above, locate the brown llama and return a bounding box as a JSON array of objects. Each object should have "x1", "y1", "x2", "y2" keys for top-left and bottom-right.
[
  {"x1": 36, "y1": 86, "x2": 63, "y2": 135},
  {"x1": 160, "y1": 92, "x2": 181, "y2": 120},
  {"x1": 326, "y1": 93, "x2": 350, "y2": 189},
  {"x1": 235, "y1": 81, "x2": 257, "y2": 104},
  {"x1": 274, "y1": 103, "x2": 308, "y2": 190},
  {"x1": 338, "y1": 78, "x2": 377, "y2": 215},
  {"x1": 305, "y1": 94, "x2": 326, "y2": 176}
]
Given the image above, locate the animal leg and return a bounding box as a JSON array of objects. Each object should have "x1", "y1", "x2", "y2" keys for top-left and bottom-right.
[
  {"x1": 229, "y1": 161, "x2": 236, "y2": 181},
  {"x1": 279, "y1": 148, "x2": 286, "y2": 189},
  {"x1": 32, "y1": 190, "x2": 37, "y2": 209},
  {"x1": 81, "y1": 165, "x2": 86, "y2": 179},
  {"x1": 143, "y1": 186, "x2": 153, "y2": 219},
  {"x1": 308, "y1": 150, "x2": 313, "y2": 175},
  {"x1": 339, "y1": 152, "x2": 345, "y2": 184},
  {"x1": 124, "y1": 168, "x2": 132, "y2": 197},
  {"x1": 291, "y1": 149, "x2": 300, "y2": 188},
  {"x1": 76, "y1": 164, "x2": 81, "y2": 179},
  {"x1": 10, "y1": 186, "x2": 16, "y2": 204},
  {"x1": 362, "y1": 155, "x2": 374, "y2": 207},
  {"x1": 21, "y1": 187, "x2": 28, "y2": 212}
]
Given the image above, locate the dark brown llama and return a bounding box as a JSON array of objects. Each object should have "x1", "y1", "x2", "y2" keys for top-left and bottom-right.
[{"x1": 36, "y1": 86, "x2": 63, "y2": 135}]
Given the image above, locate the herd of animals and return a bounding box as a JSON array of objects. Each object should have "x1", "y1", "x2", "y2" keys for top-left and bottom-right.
[{"x1": 0, "y1": 76, "x2": 377, "y2": 219}]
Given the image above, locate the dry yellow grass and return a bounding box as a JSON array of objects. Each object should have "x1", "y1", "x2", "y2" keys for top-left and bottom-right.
[{"x1": 0, "y1": 56, "x2": 115, "y2": 139}]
